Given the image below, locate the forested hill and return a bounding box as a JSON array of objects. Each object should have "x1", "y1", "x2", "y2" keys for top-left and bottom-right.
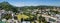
[
  {"x1": 0, "y1": 1, "x2": 18, "y2": 13},
  {"x1": 0, "y1": 1, "x2": 60, "y2": 12},
  {"x1": 19, "y1": 6, "x2": 60, "y2": 11}
]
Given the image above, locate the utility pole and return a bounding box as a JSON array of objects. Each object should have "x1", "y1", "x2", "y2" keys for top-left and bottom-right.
[{"x1": 0, "y1": 13, "x2": 1, "y2": 21}]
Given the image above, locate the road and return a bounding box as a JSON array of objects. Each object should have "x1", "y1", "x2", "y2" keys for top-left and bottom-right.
[{"x1": 41, "y1": 14, "x2": 60, "y2": 21}]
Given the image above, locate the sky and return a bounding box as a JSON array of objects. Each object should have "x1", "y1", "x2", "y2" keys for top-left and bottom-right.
[{"x1": 0, "y1": 0, "x2": 60, "y2": 7}]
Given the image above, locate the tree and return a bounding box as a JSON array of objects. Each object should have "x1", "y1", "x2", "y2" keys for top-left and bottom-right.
[
  {"x1": 39, "y1": 16, "x2": 48, "y2": 23},
  {"x1": 2, "y1": 14, "x2": 12, "y2": 20}
]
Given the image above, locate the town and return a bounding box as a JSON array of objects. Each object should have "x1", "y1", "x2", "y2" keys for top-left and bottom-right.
[{"x1": 0, "y1": 1, "x2": 60, "y2": 23}]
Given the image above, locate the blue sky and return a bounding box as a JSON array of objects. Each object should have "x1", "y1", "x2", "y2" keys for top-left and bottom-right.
[{"x1": 0, "y1": 0, "x2": 60, "y2": 7}]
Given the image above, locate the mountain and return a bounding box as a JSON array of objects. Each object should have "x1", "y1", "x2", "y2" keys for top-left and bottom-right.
[
  {"x1": 0, "y1": 1, "x2": 18, "y2": 13},
  {"x1": 0, "y1": 1, "x2": 13, "y2": 10},
  {"x1": 0, "y1": 1, "x2": 60, "y2": 13}
]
